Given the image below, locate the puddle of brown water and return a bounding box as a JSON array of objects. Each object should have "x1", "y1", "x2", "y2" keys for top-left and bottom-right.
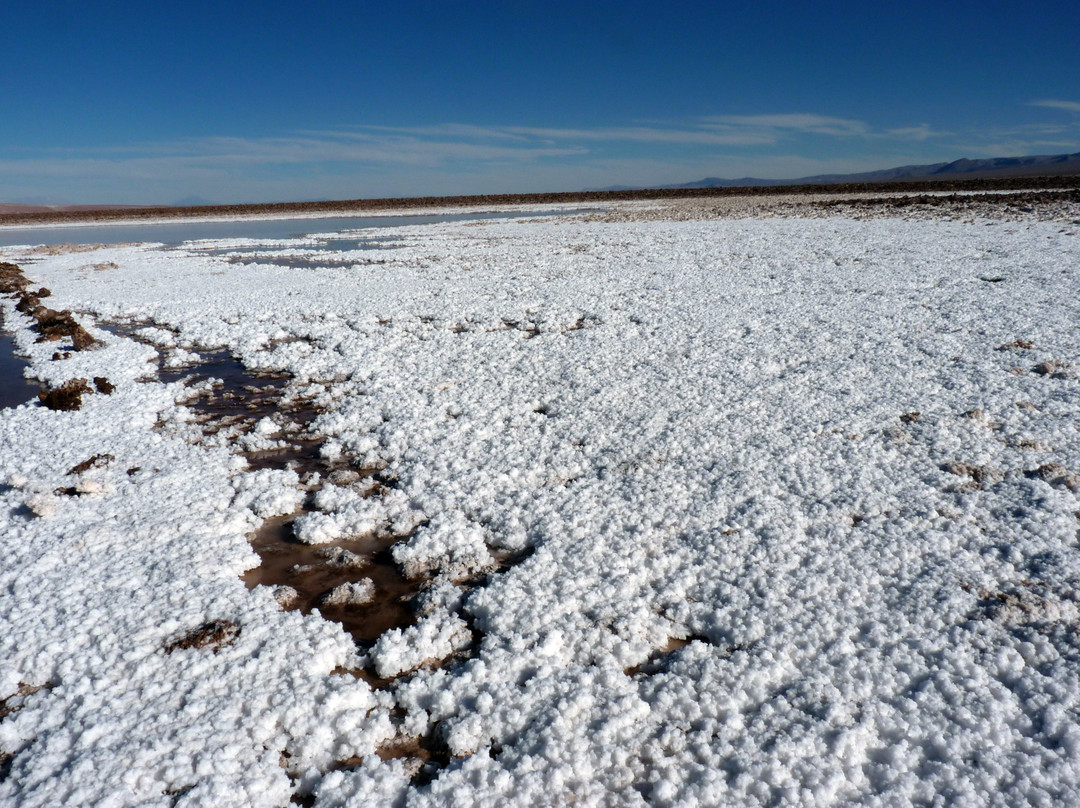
[
  {"x1": 244, "y1": 514, "x2": 417, "y2": 646},
  {"x1": 101, "y1": 319, "x2": 425, "y2": 658},
  {"x1": 244, "y1": 437, "x2": 327, "y2": 476},
  {"x1": 161, "y1": 350, "x2": 294, "y2": 434},
  {"x1": 101, "y1": 320, "x2": 305, "y2": 433},
  {"x1": 98, "y1": 315, "x2": 541, "y2": 790},
  {"x1": 101, "y1": 316, "x2": 529, "y2": 720},
  {"x1": 326, "y1": 705, "x2": 451, "y2": 785}
]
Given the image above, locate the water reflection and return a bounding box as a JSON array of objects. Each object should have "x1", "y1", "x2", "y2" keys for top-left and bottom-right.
[{"x1": 0, "y1": 310, "x2": 40, "y2": 409}]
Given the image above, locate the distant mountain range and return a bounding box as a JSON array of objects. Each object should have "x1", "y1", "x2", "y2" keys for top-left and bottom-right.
[
  {"x1": 171, "y1": 195, "x2": 216, "y2": 207},
  {"x1": 5, "y1": 152, "x2": 1079, "y2": 214},
  {"x1": 0, "y1": 202, "x2": 158, "y2": 215},
  {"x1": 0, "y1": 196, "x2": 212, "y2": 214},
  {"x1": 603, "y1": 151, "x2": 1080, "y2": 191}
]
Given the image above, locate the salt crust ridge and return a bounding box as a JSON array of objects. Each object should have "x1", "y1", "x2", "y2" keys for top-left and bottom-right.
[{"x1": 1, "y1": 204, "x2": 1079, "y2": 806}]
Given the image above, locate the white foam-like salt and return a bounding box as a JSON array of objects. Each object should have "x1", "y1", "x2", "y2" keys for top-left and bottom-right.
[{"x1": 2, "y1": 210, "x2": 1079, "y2": 806}]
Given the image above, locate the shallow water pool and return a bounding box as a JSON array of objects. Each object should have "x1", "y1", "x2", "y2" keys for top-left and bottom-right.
[
  {"x1": 0, "y1": 209, "x2": 578, "y2": 248},
  {"x1": 0, "y1": 310, "x2": 40, "y2": 409}
]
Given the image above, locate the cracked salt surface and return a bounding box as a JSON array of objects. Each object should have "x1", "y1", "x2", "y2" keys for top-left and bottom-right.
[{"x1": 2, "y1": 205, "x2": 1080, "y2": 806}]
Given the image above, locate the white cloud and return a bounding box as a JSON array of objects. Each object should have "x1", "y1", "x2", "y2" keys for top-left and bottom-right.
[
  {"x1": 2, "y1": 113, "x2": 941, "y2": 188},
  {"x1": 949, "y1": 139, "x2": 1080, "y2": 159},
  {"x1": 884, "y1": 124, "x2": 949, "y2": 141},
  {"x1": 344, "y1": 115, "x2": 893, "y2": 146},
  {"x1": 345, "y1": 122, "x2": 776, "y2": 147},
  {"x1": 1029, "y1": 99, "x2": 1080, "y2": 114},
  {"x1": 324, "y1": 123, "x2": 536, "y2": 142},
  {"x1": 701, "y1": 114, "x2": 869, "y2": 137},
  {"x1": 500, "y1": 125, "x2": 775, "y2": 146},
  {"x1": 0, "y1": 111, "x2": 1013, "y2": 204},
  {"x1": 0, "y1": 135, "x2": 587, "y2": 177}
]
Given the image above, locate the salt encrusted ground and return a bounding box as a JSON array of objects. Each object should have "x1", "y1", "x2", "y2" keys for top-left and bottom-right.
[{"x1": 2, "y1": 197, "x2": 1080, "y2": 807}]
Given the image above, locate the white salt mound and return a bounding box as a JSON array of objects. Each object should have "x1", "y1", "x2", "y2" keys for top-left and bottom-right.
[{"x1": 318, "y1": 579, "x2": 376, "y2": 607}]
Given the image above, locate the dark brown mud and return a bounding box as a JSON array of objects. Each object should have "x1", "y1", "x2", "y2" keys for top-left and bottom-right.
[
  {"x1": 38, "y1": 378, "x2": 92, "y2": 411},
  {"x1": 0, "y1": 262, "x2": 97, "y2": 351},
  {"x1": 624, "y1": 636, "x2": 697, "y2": 676},
  {"x1": 0, "y1": 682, "x2": 55, "y2": 783},
  {"x1": 162, "y1": 620, "x2": 241, "y2": 654},
  {"x1": 813, "y1": 188, "x2": 1080, "y2": 211},
  {"x1": 2, "y1": 261, "x2": 100, "y2": 408}
]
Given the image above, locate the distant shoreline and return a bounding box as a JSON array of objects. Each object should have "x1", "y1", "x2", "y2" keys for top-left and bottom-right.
[{"x1": 3, "y1": 175, "x2": 1080, "y2": 228}]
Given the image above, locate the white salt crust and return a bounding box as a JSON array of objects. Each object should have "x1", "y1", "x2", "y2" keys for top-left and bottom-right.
[{"x1": 1, "y1": 209, "x2": 1079, "y2": 806}]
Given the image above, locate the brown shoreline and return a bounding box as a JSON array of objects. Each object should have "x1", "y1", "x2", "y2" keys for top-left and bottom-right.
[{"x1": 3, "y1": 175, "x2": 1080, "y2": 228}]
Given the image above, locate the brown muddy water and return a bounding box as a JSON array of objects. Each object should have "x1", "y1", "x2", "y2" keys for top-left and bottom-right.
[
  {"x1": 104, "y1": 321, "x2": 425, "y2": 663},
  {"x1": 13, "y1": 309, "x2": 534, "y2": 784},
  {"x1": 244, "y1": 516, "x2": 417, "y2": 645}
]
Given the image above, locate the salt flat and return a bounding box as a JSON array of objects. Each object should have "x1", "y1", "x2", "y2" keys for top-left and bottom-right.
[{"x1": 2, "y1": 200, "x2": 1080, "y2": 806}]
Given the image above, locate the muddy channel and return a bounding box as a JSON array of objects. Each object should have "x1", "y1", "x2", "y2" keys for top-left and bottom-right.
[
  {"x1": 102, "y1": 324, "x2": 420, "y2": 647},
  {"x1": 113, "y1": 322, "x2": 516, "y2": 785},
  {"x1": 0, "y1": 245, "x2": 529, "y2": 786}
]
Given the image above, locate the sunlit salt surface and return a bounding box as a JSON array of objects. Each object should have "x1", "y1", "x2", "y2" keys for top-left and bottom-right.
[{"x1": 2, "y1": 204, "x2": 1080, "y2": 807}]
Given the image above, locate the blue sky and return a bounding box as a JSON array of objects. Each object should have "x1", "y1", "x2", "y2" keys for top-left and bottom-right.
[{"x1": 4, "y1": 0, "x2": 1079, "y2": 204}]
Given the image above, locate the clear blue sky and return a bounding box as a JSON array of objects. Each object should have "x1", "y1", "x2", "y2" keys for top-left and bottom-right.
[{"x1": 4, "y1": 0, "x2": 1079, "y2": 204}]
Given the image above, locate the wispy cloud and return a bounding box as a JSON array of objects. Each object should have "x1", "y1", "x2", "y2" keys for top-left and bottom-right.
[
  {"x1": 884, "y1": 124, "x2": 949, "y2": 141},
  {"x1": 1029, "y1": 99, "x2": 1080, "y2": 114},
  {"x1": 325, "y1": 123, "x2": 536, "y2": 142},
  {"x1": 344, "y1": 113, "x2": 950, "y2": 148},
  {"x1": 945, "y1": 106, "x2": 1080, "y2": 157},
  {"x1": 346, "y1": 122, "x2": 776, "y2": 146},
  {"x1": 701, "y1": 114, "x2": 869, "y2": 137},
  {"x1": 0, "y1": 111, "x2": 1015, "y2": 204},
  {"x1": 3, "y1": 134, "x2": 587, "y2": 174},
  {"x1": 180, "y1": 134, "x2": 586, "y2": 166},
  {"x1": 505, "y1": 125, "x2": 776, "y2": 146},
  {"x1": 3, "y1": 112, "x2": 945, "y2": 181},
  {"x1": 948, "y1": 139, "x2": 1080, "y2": 159}
]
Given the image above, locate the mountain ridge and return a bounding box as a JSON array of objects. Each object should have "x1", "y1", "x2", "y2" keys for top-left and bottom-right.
[{"x1": 601, "y1": 151, "x2": 1080, "y2": 192}]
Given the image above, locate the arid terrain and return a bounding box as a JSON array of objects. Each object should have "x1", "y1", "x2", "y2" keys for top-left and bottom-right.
[
  {"x1": 2, "y1": 184, "x2": 1080, "y2": 807},
  {"x1": 3, "y1": 175, "x2": 1079, "y2": 228}
]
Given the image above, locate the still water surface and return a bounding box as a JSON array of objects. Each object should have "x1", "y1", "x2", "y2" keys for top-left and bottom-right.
[
  {"x1": 0, "y1": 210, "x2": 568, "y2": 248},
  {"x1": 0, "y1": 310, "x2": 40, "y2": 409}
]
